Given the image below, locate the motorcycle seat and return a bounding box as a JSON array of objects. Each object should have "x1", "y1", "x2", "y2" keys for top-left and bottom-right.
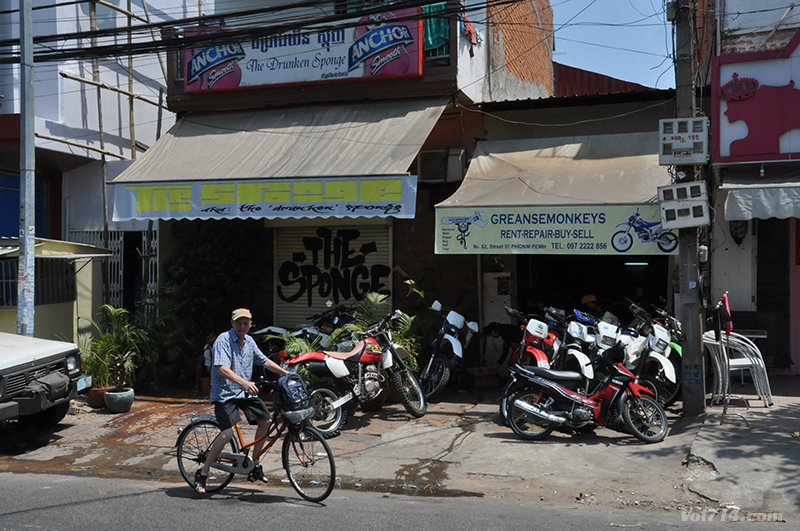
[
  {"x1": 517, "y1": 364, "x2": 584, "y2": 382},
  {"x1": 322, "y1": 341, "x2": 366, "y2": 361}
]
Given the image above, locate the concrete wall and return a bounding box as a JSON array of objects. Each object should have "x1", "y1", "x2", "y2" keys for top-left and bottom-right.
[{"x1": 0, "y1": 302, "x2": 75, "y2": 341}]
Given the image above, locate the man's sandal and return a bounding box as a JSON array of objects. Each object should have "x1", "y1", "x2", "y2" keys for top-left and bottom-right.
[
  {"x1": 194, "y1": 470, "x2": 208, "y2": 494},
  {"x1": 247, "y1": 464, "x2": 268, "y2": 484}
]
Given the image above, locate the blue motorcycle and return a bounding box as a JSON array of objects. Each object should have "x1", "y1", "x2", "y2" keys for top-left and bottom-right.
[{"x1": 611, "y1": 209, "x2": 678, "y2": 253}]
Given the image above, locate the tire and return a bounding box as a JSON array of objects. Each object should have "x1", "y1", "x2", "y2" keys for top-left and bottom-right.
[
  {"x1": 644, "y1": 360, "x2": 682, "y2": 407},
  {"x1": 506, "y1": 388, "x2": 555, "y2": 441},
  {"x1": 622, "y1": 394, "x2": 668, "y2": 443},
  {"x1": 657, "y1": 231, "x2": 678, "y2": 253},
  {"x1": 307, "y1": 383, "x2": 347, "y2": 439},
  {"x1": 611, "y1": 230, "x2": 634, "y2": 252},
  {"x1": 390, "y1": 359, "x2": 426, "y2": 418},
  {"x1": 17, "y1": 402, "x2": 70, "y2": 429},
  {"x1": 176, "y1": 420, "x2": 237, "y2": 493},
  {"x1": 282, "y1": 425, "x2": 336, "y2": 503},
  {"x1": 420, "y1": 354, "x2": 451, "y2": 400},
  {"x1": 499, "y1": 379, "x2": 515, "y2": 425}
]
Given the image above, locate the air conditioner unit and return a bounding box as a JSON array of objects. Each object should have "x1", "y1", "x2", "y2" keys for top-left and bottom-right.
[
  {"x1": 659, "y1": 117, "x2": 709, "y2": 165},
  {"x1": 417, "y1": 149, "x2": 465, "y2": 183}
]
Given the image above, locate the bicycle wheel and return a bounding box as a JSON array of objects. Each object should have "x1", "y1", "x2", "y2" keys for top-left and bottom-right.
[
  {"x1": 282, "y1": 425, "x2": 336, "y2": 502},
  {"x1": 176, "y1": 420, "x2": 237, "y2": 493}
]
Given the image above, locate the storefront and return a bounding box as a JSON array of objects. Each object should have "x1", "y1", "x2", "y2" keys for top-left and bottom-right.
[
  {"x1": 110, "y1": 97, "x2": 448, "y2": 326},
  {"x1": 435, "y1": 132, "x2": 677, "y2": 336},
  {"x1": 711, "y1": 29, "x2": 800, "y2": 373}
]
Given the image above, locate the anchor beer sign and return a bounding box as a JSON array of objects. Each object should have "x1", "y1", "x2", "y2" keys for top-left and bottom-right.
[{"x1": 184, "y1": 8, "x2": 423, "y2": 92}]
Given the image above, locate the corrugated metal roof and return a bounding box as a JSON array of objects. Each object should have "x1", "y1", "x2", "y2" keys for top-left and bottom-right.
[{"x1": 553, "y1": 62, "x2": 651, "y2": 98}]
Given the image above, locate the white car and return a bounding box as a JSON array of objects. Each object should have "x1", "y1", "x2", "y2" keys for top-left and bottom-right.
[{"x1": 0, "y1": 332, "x2": 91, "y2": 428}]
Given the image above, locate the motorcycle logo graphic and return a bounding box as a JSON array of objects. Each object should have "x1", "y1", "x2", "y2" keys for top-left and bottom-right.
[
  {"x1": 611, "y1": 209, "x2": 678, "y2": 253},
  {"x1": 441, "y1": 211, "x2": 489, "y2": 249}
]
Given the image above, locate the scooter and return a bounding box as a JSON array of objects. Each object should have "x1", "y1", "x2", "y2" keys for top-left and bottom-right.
[
  {"x1": 285, "y1": 310, "x2": 426, "y2": 438},
  {"x1": 503, "y1": 341, "x2": 668, "y2": 443},
  {"x1": 611, "y1": 209, "x2": 678, "y2": 253},
  {"x1": 418, "y1": 301, "x2": 479, "y2": 399}
]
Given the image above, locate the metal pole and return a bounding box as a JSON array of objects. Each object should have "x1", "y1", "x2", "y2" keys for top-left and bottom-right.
[
  {"x1": 17, "y1": 0, "x2": 35, "y2": 336},
  {"x1": 675, "y1": 0, "x2": 705, "y2": 416}
]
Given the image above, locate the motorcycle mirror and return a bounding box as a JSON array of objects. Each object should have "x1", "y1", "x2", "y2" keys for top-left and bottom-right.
[
  {"x1": 430, "y1": 300, "x2": 442, "y2": 312},
  {"x1": 326, "y1": 300, "x2": 333, "y2": 308}
]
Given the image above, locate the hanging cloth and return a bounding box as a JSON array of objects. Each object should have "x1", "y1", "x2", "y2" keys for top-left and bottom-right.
[
  {"x1": 423, "y1": 3, "x2": 450, "y2": 51},
  {"x1": 459, "y1": 13, "x2": 479, "y2": 45}
]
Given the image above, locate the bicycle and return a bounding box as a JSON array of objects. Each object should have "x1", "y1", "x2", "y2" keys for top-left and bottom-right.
[{"x1": 175, "y1": 379, "x2": 336, "y2": 502}]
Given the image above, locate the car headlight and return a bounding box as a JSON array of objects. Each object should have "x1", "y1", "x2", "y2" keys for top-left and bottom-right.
[{"x1": 66, "y1": 354, "x2": 80, "y2": 374}]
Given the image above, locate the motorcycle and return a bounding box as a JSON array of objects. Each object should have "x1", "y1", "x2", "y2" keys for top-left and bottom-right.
[
  {"x1": 254, "y1": 301, "x2": 358, "y2": 355},
  {"x1": 285, "y1": 310, "x2": 426, "y2": 438},
  {"x1": 418, "y1": 300, "x2": 479, "y2": 400},
  {"x1": 503, "y1": 341, "x2": 668, "y2": 443},
  {"x1": 611, "y1": 209, "x2": 678, "y2": 253}
]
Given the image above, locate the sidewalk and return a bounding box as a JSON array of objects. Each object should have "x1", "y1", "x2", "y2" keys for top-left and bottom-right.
[
  {"x1": 687, "y1": 375, "x2": 800, "y2": 518},
  {"x1": 0, "y1": 376, "x2": 798, "y2": 519}
]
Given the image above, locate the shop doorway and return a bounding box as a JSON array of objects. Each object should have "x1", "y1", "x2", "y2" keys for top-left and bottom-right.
[{"x1": 516, "y1": 254, "x2": 672, "y2": 322}]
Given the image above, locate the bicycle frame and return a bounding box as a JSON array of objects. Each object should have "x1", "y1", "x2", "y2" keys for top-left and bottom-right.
[{"x1": 210, "y1": 412, "x2": 288, "y2": 476}]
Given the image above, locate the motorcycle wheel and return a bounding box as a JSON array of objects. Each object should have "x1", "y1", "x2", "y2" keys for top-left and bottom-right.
[
  {"x1": 307, "y1": 383, "x2": 347, "y2": 439},
  {"x1": 657, "y1": 231, "x2": 679, "y2": 253},
  {"x1": 506, "y1": 388, "x2": 555, "y2": 441},
  {"x1": 611, "y1": 230, "x2": 634, "y2": 252},
  {"x1": 421, "y1": 354, "x2": 451, "y2": 400},
  {"x1": 622, "y1": 394, "x2": 668, "y2": 443},
  {"x1": 643, "y1": 360, "x2": 682, "y2": 407},
  {"x1": 390, "y1": 359, "x2": 427, "y2": 418},
  {"x1": 499, "y1": 379, "x2": 515, "y2": 425}
]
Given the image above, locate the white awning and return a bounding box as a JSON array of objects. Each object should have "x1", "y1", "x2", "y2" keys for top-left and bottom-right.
[
  {"x1": 434, "y1": 133, "x2": 676, "y2": 255},
  {"x1": 721, "y1": 168, "x2": 800, "y2": 220},
  {"x1": 0, "y1": 237, "x2": 111, "y2": 260},
  {"x1": 437, "y1": 132, "x2": 669, "y2": 209},
  {"x1": 110, "y1": 97, "x2": 447, "y2": 221}
]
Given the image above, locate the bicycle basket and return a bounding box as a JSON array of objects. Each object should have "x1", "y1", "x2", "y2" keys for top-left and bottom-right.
[{"x1": 276, "y1": 374, "x2": 314, "y2": 424}]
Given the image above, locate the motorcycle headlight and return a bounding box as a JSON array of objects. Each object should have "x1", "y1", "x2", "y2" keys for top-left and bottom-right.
[{"x1": 655, "y1": 338, "x2": 669, "y2": 352}]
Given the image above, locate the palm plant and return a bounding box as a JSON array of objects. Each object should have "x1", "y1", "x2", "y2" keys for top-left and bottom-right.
[{"x1": 85, "y1": 305, "x2": 149, "y2": 392}]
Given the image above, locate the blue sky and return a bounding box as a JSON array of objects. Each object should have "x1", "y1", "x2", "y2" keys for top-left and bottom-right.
[{"x1": 551, "y1": 0, "x2": 676, "y2": 89}]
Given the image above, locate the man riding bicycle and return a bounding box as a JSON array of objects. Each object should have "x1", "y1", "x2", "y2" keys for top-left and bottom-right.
[{"x1": 194, "y1": 308, "x2": 289, "y2": 494}]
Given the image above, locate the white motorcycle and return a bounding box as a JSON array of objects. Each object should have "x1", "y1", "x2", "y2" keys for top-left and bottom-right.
[{"x1": 418, "y1": 300, "x2": 479, "y2": 399}]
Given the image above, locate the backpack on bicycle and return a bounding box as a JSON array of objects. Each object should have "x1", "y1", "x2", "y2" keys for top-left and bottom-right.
[{"x1": 276, "y1": 373, "x2": 314, "y2": 424}]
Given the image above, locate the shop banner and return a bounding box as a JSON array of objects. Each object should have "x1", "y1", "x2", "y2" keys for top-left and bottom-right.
[
  {"x1": 184, "y1": 8, "x2": 423, "y2": 92},
  {"x1": 112, "y1": 175, "x2": 417, "y2": 221},
  {"x1": 435, "y1": 205, "x2": 678, "y2": 255}
]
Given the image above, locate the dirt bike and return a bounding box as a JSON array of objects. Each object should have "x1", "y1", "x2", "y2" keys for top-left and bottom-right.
[
  {"x1": 285, "y1": 310, "x2": 426, "y2": 438},
  {"x1": 611, "y1": 209, "x2": 678, "y2": 253},
  {"x1": 503, "y1": 340, "x2": 668, "y2": 443},
  {"x1": 418, "y1": 300, "x2": 479, "y2": 400}
]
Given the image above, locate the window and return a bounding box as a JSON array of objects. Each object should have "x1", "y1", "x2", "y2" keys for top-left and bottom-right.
[{"x1": 0, "y1": 259, "x2": 77, "y2": 308}]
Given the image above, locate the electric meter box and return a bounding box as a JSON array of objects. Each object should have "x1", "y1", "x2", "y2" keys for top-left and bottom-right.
[
  {"x1": 659, "y1": 117, "x2": 709, "y2": 165},
  {"x1": 657, "y1": 181, "x2": 710, "y2": 229}
]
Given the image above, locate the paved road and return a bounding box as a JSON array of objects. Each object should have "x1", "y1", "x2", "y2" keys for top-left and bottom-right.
[{"x1": 1, "y1": 377, "x2": 798, "y2": 523}]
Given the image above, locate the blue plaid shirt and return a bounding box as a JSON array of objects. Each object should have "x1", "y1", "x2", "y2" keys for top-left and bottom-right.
[{"x1": 210, "y1": 329, "x2": 268, "y2": 403}]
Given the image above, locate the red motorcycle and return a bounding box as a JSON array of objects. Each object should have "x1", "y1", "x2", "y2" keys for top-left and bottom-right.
[
  {"x1": 503, "y1": 342, "x2": 668, "y2": 443},
  {"x1": 285, "y1": 310, "x2": 426, "y2": 438}
]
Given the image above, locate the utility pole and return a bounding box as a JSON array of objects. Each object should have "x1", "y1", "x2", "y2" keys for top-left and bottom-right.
[
  {"x1": 17, "y1": 0, "x2": 35, "y2": 336},
  {"x1": 674, "y1": 0, "x2": 705, "y2": 416}
]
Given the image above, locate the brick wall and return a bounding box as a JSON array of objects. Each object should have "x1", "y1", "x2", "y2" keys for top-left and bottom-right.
[{"x1": 489, "y1": 0, "x2": 554, "y2": 94}]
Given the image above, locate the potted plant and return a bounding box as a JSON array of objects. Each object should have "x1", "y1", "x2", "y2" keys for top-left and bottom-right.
[{"x1": 86, "y1": 305, "x2": 149, "y2": 413}]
